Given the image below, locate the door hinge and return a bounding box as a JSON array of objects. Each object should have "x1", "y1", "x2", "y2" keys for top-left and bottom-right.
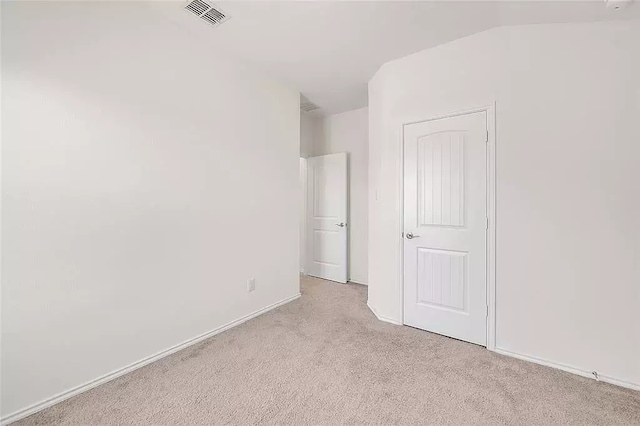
[
  {"x1": 486, "y1": 305, "x2": 489, "y2": 317},
  {"x1": 485, "y1": 130, "x2": 489, "y2": 143},
  {"x1": 486, "y1": 217, "x2": 489, "y2": 230}
]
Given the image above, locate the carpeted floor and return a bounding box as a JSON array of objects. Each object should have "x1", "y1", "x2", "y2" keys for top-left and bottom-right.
[{"x1": 16, "y1": 275, "x2": 640, "y2": 425}]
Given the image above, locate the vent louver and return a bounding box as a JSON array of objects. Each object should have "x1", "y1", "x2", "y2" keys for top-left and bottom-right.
[
  {"x1": 185, "y1": 0, "x2": 229, "y2": 27},
  {"x1": 300, "y1": 99, "x2": 321, "y2": 113}
]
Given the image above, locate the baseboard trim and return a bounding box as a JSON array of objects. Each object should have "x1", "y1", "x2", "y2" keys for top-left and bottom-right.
[
  {"x1": 348, "y1": 280, "x2": 368, "y2": 286},
  {"x1": 1, "y1": 293, "x2": 302, "y2": 425},
  {"x1": 493, "y1": 347, "x2": 640, "y2": 392},
  {"x1": 367, "y1": 301, "x2": 402, "y2": 325}
]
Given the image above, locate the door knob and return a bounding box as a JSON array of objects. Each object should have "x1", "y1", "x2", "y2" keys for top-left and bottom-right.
[
  {"x1": 406, "y1": 232, "x2": 419, "y2": 239},
  {"x1": 335, "y1": 222, "x2": 346, "y2": 227}
]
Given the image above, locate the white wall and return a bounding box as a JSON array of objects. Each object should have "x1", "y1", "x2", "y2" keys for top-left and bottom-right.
[
  {"x1": 300, "y1": 113, "x2": 320, "y2": 159},
  {"x1": 1, "y1": 2, "x2": 300, "y2": 418},
  {"x1": 368, "y1": 21, "x2": 640, "y2": 387},
  {"x1": 298, "y1": 114, "x2": 317, "y2": 274},
  {"x1": 299, "y1": 158, "x2": 307, "y2": 274},
  {"x1": 312, "y1": 108, "x2": 369, "y2": 284}
]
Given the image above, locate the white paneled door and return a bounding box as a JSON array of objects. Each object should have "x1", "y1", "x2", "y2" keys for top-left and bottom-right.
[
  {"x1": 306, "y1": 153, "x2": 348, "y2": 283},
  {"x1": 403, "y1": 111, "x2": 487, "y2": 346}
]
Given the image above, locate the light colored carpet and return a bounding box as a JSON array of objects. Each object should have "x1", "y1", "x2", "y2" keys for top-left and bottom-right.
[{"x1": 16, "y1": 275, "x2": 640, "y2": 425}]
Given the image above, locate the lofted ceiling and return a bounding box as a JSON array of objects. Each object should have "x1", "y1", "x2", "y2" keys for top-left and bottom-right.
[{"x1": 148, "y1": 1, "x2": 639, "y2": 115}]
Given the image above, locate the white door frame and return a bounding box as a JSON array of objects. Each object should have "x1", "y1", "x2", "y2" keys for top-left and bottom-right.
[{"x1": 398, "y1": 103, "x2": 497, "y2": 350}]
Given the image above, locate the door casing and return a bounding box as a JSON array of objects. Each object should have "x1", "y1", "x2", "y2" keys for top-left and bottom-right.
[{"x1": 398, "y1": 103, "x2": 496, "y2": 350}]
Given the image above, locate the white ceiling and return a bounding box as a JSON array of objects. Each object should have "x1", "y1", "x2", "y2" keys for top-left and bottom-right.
[{"x1": 148, "y1": 1, "x2": 639, "y2": 115}]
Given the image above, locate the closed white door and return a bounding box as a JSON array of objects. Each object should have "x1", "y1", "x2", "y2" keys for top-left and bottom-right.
[
  {"x1": 403, "y1": 111, "x2": 487, "y2": 346},
  {"x1": 306, "y1": 153, "x2": 348, "y2": 283}
]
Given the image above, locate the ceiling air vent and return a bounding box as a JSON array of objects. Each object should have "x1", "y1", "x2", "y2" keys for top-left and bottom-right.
[
  {"x1": 300, "y1": 97, "x2": 321, "y2": 113},
  {"x1": 185, "y1": 0, "x2": 229, "y2": 27}
]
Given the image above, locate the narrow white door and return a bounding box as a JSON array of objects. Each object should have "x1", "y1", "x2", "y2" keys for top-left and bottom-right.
[
  {"x1": 306, "y1": 153, "x2": 348, "y2": 283},
  {"x1": 403, "y1": 111, "x2": 487, "y2": 345}
]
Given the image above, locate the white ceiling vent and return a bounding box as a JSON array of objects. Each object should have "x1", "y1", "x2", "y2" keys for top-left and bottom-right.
[
  {"x1": 185, "y1": 0, "x2": 229, "y2": 27},
  {"x1": 300, "y1": 96, "x2": 321, "y2": 113}
]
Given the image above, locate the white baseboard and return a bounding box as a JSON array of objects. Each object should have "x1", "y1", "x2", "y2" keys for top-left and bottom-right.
[
  {"x1": 348, "y1": 279, "x2": 368, "y2": 286},
  {"x1": 1, "y1": 293, "x2": 301, "y2": 425},
  {"x1": 493, "y1": 347, "x2": 640, "y2": 392},
  {"x1": 367, "y1": 301, "x2": 402, "y2": 325}
]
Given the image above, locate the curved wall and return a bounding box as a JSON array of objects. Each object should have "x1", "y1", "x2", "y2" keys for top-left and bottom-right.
[{"x1": 368, "y1": 21, "x2": 640, "y2": 387}]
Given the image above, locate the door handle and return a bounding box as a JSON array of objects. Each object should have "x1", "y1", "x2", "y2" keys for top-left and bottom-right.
[
  {"x1": 406, "y1": 232, "x2": 419, "y2": 239},
  {"x1": 335, "y1": 222, "x2": 346, "y2": 227}
]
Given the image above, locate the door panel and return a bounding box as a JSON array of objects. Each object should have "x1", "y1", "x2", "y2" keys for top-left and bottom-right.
[
  {"x1": 416, "y1": 248, "x2": 467, "y2": 312},
  {"x1": 418, "y1": 132, "x2": 465, "y2": 227},
  {"x1": 306, "y1": 153, "x2": 348, "y2": 283},
  {"x1": 404, "y1": 111, "x2": 487, "y2": 346}
]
